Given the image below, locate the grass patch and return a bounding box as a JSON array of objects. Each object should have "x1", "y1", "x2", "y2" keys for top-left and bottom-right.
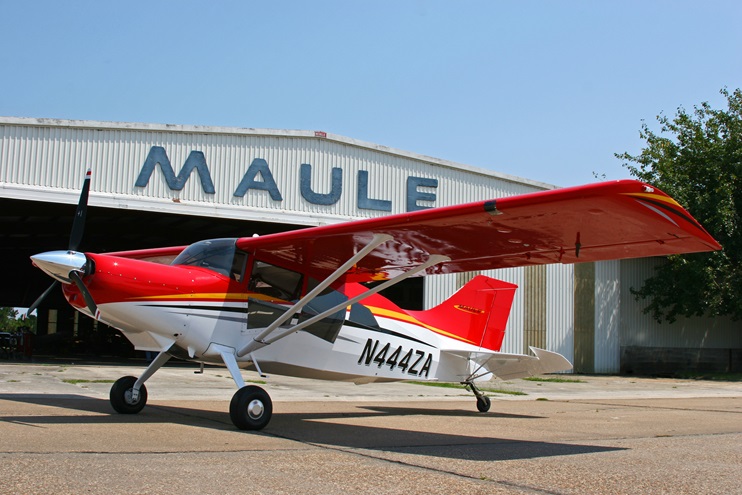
[
  {"x1": 523, "y1": 376, "x2": 586, "y2": 384},
  {"x1": 483, "y1": 388, "x2": 528, "y2": 396},
  {"x1": 407, "y1": 381, "x2": 461, "y2": 390},
  {"x1": 408, "y1": 381, "x2": 527, "y2": 396},
  {"x1": 62, "y1": 379, "x2": 115, "y2": 385}
]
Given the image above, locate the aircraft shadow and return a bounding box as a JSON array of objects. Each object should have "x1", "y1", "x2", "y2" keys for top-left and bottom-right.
[{"x1": 0, "y1": 394, "x2": 624, "y2": 462}]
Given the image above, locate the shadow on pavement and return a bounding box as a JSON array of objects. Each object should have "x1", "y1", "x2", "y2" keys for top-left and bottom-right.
[{"x1": 0, "y1": 393, "x2": 625, "y2": 461}]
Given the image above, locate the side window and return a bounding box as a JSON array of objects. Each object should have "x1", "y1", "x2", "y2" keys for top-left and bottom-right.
[{"x1": 248, "y1": 261, "x2": 303, "y2": 301}]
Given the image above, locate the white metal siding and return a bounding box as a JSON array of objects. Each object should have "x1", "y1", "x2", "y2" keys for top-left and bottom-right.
[
  {"x1": 547, "y1": 264, "x2": 575, "y2": 365},
  {"x1": 0, "y1": 118, "x2": 549, "y2": 226},
  {"x1": 620, "y1": 258, "x2": 741, "y2": 349},
  {"x1": 594, "y1": 260, "x2": 621, "y2": 373}
]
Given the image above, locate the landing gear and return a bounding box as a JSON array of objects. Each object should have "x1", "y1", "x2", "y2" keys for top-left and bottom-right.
[
  {"x1": 476, "y1": 395, "x2": 491, "y2": 413},
  {"x1": 230, "y1": 385, "x2": 272, "y2": 430},
  {"x1": 109, "y1": 350, "x2": 171, "y2": 416},
  {"x1": 110, "y1": 376, "x2": 148, "y2": 414},
  {"x1": 464, "y1": 379, "x2": 491, "y2": 413}
]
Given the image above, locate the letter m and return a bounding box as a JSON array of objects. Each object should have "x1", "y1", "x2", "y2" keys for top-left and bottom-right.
[{"x1": 135, "y1": 146, "x2": 215, "y2": 194}]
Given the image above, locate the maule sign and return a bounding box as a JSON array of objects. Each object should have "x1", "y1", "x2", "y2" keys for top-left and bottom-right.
[{"x1": 135, "y1": 146, "x2": 438, "y2": 212}]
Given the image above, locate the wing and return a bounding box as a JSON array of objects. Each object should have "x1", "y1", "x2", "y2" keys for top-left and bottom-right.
[{"x1": 236, "y1": 180, "x2": 721, "y2": 282}]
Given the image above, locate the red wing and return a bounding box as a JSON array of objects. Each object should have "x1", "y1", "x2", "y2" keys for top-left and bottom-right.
[{"x1": 235, "y1": 180, "x2": 722, "y2": 283}]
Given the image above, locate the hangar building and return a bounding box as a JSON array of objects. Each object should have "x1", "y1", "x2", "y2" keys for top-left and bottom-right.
[{"x1": 1, "y1": 117, "x2": 738, "y2": 373}]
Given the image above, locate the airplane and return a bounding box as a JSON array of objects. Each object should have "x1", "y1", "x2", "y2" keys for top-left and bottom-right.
[{"x1": 27, "y1": 170, "x2": 721, "y2": 430}]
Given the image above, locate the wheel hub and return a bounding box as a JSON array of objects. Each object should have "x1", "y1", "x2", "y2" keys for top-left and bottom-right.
[
  {"x1": 247, "y1": 399, "x2": 264, "y2": 419},
  {"x1": 124, "y1": 388, "x2": 139, "y2": 405}
]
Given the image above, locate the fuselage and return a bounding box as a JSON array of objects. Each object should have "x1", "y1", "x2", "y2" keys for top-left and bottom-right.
[{"x1": 60, "y1": 248, "x2": 486, "y2": 384}]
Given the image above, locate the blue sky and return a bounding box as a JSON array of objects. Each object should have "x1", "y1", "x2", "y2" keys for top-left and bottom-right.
[{"x1": 1, "y1": 1, "x2": 739, "y2": 186}]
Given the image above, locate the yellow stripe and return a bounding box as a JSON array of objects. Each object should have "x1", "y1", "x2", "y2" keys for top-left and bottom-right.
[
  {"x1": 131, "y1": 292, "x2": 286, "y2": 303},
  {"x1": 622, "y1": 192, "x2": 682, "y2": 208},
  {"x1": 366, "y1": 305, "x2": 477, "y2": 345}
]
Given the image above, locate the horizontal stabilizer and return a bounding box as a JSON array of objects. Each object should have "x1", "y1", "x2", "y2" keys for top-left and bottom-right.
[{"x1": 445, "y1": 346, "x2": 573, "y2": 381}]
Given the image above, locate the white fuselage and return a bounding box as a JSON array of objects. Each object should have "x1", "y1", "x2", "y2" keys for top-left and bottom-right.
[{"x1": 91, "y1": 299, "x2": 483, "y2": 384}]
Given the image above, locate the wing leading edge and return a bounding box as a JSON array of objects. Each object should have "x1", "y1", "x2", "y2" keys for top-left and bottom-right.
[{"x1": 235, "y1": 180, "x2": 721, "y2": 282}]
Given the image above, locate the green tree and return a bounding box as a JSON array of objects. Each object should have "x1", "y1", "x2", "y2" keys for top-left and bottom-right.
[
  {"x1": 616, "y1": 88, "x2": 742, "y2": 323},
  {"x1": 0, "y1": 307, "x2": 35, "y2": 333}
]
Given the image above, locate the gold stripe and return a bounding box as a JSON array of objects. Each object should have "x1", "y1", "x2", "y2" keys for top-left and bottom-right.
[
  {"x1": 621, "y1": 192, "x2": 682, "y2": 208},
  {"x1": 131, "y1": 292, "x2": 286, "y2": 303}
]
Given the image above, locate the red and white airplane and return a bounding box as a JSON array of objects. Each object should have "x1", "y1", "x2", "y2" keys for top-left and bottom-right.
[{"x1": 28, "y1": 171, "x2": 721, "y2": 430}]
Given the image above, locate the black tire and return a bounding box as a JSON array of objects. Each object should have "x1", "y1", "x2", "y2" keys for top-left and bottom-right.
[
  {"x1": 476, "y1": 395, "x2": 491, "y2": 413},
  {"x1": 230, "y1": 385, "x2": 272, "y2": 431},
  {"x1": 110, "y1": 376, "x2": 148, "y2": 414}
]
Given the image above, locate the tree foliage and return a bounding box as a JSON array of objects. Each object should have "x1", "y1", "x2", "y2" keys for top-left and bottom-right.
[
  {"x1": 0, "y1": 307, "x2": 35, "y2": 333},
  {"x1": 616, "y1": 88, "x2": 742, "y2": 323}
]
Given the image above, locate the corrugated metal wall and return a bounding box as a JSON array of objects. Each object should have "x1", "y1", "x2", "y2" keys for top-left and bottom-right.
[
  {"x1": 546, "y1": 264, "x2": 574, "y2": 365},
  {"x1": 0, "y1": 118, "x2": 546, "y2": 225},
  {"x1": 620, "y1": 258, "x2": 741, "y2": 349},
  {"x1": 594, "y1": 260, "x2": 621, "y2": 373}
]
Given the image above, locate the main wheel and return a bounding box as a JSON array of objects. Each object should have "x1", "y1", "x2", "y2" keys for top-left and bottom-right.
[
  {"x1": 230, "y1": 385, "x2": 272, "y2": 431},
  {"x1": 110, "y1": 376, "x2": 148, "y2": 414},
  {"x1": 476, "y1": 395, "x2": 491, "y2": 413}
]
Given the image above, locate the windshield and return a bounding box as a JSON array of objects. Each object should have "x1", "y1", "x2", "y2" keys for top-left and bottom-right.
[{"x1": 172, "y1": 238, "x2": 247, "y2": 281}]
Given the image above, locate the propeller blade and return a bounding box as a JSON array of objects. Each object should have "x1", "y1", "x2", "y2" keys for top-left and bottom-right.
[
  {"x1": 69, "y1": 271, "x2": 99, "y2": 319},
  {"x1": 24, "y1": 281, "x2": 59, "y2": 318},
  {"x1": 68, "y1": 169, "x2": 92, "y2": 252}
]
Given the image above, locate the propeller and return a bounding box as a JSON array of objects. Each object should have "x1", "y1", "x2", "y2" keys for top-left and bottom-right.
[{"x1": 26, "y1": 169, "x2": 96, "y2": 318}]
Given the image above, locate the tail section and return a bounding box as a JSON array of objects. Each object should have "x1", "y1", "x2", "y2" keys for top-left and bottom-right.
[{"x1": 408, "y1": 275, "x2": 517, "y2": 351}]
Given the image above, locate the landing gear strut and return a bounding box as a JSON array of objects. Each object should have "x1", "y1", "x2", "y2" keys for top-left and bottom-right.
[
  {"x1": 109, "y1": 350, "x2": 171, "y2": 416},
  {"x1": 218, "y1": 345, "x2": 274, "y2": 430},
  {"x1": 463, "y1": 379, "x2": 491, "y2": 413}
]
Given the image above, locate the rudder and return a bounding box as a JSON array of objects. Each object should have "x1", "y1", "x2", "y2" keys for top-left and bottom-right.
[{"x1": 408, "y1": 275, "x2": 517, "y2": 351}]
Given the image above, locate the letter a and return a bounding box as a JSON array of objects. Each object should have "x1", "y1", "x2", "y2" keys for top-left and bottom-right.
[{"x1": 234, "y1": 158, "x2": 283, "y2": 200}]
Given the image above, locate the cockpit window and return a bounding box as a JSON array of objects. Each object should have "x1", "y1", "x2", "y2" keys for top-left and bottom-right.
[{"x1": 172, "y1": 238, "x2": 247, "y2": 281}]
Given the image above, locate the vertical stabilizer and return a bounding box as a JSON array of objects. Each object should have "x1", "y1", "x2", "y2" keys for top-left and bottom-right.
[{"x1": 408, "y1": 275, "x2": 517, "y2": 351}]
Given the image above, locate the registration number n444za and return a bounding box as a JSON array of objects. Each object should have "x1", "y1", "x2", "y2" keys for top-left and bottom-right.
[{"x1": 357, "y1": 338, "x2": 433, "y2": 378}]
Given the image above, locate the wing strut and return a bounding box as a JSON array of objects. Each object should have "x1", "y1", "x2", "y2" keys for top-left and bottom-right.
[
  {"x1": 237, "y1": 250, "x2": 450, "y2": 357},
  {"x1": 237, "y1": 233, "x2": 391, "y2": 357}
]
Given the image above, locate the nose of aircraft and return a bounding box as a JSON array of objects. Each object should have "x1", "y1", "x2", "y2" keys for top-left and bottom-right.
[{"x1": 31, "y1": 250, "x2": 88, "y2": 284}]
